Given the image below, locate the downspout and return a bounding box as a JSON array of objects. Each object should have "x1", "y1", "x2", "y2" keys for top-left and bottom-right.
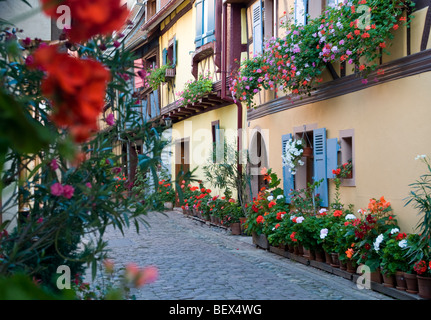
[{"x1": 221, "y1": 1, "x2": 243, "y2": 177}]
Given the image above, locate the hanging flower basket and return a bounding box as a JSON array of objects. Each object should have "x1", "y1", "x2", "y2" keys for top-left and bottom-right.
[
  {"x1": 281, "y1": 138, "x2": 305, "y2": 175},
  {"x1": 302, "y1": 146, "x2": 313, "y2": 158}
]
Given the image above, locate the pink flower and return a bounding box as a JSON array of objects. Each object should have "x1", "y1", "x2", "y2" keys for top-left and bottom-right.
[
  {"x1": 136, "y1": 266, "x2": 158, "y2": 287},
  {"x1": 50, "y1": 159, "x2": 58, "y2": 171},
  {"x1": 37, "y1": 217, "x2": 43, "y2": 224},
  {"x1": 103, "y1": 259, "x2": 115, "y2": 274},
  {"x1": 62, "y1": 185, "x2": 75, "y2": 199},
  {"x1": 86, "y1": 182, "x2": 92, "y2": 188},
  {"x1": 51, "y1": 182, "x2": 64, "y2": 196},
  {"x1": 106, "y1": 113, "x2": 115, "y2": 126}
]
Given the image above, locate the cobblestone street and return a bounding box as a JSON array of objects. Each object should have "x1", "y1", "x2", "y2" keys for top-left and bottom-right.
[{"x1": 98, "y1": 209, "x2": 393, "y2": 300}]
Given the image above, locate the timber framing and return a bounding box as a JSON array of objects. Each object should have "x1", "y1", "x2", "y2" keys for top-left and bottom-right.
[{"x1": 247, "y1": 48, "x2": 431, "y2": 121}]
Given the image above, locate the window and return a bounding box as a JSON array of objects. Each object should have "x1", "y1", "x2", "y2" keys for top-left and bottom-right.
[
  {"x1": 195, "y1": 0, "x2": 215, "y2": 48},
  {"x1": 339, "y1": 129, "x2": 355, "y2": 186},
  {"x1": 294, "y1": 0, "x2": 308, "y2": 26},
  {"x1": 211, "y1": 120, "x2": 221, "y2": 162},
  {"x1": 326, "y1": 0, "x2": 342, "y2": 8},
  {"x1": 283, "y1": 126, "x2": 337, "y2": 208}
]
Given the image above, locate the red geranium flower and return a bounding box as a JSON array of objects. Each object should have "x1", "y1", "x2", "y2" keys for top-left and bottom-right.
[{"x1": 256, "y1": 215, "x2": 264, "y2": 224}]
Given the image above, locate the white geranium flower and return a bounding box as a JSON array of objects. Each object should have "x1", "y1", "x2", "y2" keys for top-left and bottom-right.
[
  {"x1": 345, "y1": 214, "x2": 356, "y2": 220},
  {"x1": 373, "y1": 234, "x2": 384, "y2": 252},
  {"x1": 398, "y1": 239, "x2": 408, "y2": 248},
  {"x1": 267, "y1": 196, "x2": 274, "y2": 201},
  {"x1": 276, "y1": 195, "x2": 284, "y2": 200},
  {"x1": 296, "y1": 216, "x2": 304, "y2": 224},
  {"x1": 390, "y1": 228, "x2": 400, "y2": 235},
  {"x1": 320, "y1": 228, "x2": 328, "y2": 239},
  {"x1": 319, "y1": 208, "x2": 327, "y2": 214}
]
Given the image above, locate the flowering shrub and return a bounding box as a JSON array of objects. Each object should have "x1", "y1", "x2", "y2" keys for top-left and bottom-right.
[
  {"x1": 230, "y1": 0, "x2": 414, "y2": 108},
  {"x1": 281, "y1": 138, "x2": 305, "y2": 175},
  {"x1": 177, "y1": 73, "x2": 213, "y2": 107},
  {"x1": 0, "y1": 0, "x2": 166, "y2": 296},
  {"x1": 380, "y1": 230, "x2": 410, "y2": 276}
]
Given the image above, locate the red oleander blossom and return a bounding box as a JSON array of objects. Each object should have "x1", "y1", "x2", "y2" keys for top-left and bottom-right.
[
  {"x1": 41, "y1": 0, "x2": 130, "y2": 43},
  {"x1": 29, "y1": 45, "x2": 111, "y2": 142}
]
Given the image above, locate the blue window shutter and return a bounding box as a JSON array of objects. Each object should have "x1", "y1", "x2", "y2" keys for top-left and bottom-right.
[
  {"x1": 202, "y1": 0, "x2": 215, "y2": 45},
  {"x1": 195, "y1": 0, "x2": 203, "y2": 47},
  {"x1": 282, "y1": 134, "x2": 295, "y2": 204},
  {"x1": 313, "y1": 128, "x2": 328, "y2": 207},
  {"x1": 326, "y1": 138, "x2": 340, "y2": 179},
  {"x1": 172, "y1": 35, "x2": 177, "y2": 67},
  {"x1": 162, "y1": 48, "x2": 168, "y2": 65},
  {"x1": 252, "y1": 1, "x2": 263, "y2": 56}
]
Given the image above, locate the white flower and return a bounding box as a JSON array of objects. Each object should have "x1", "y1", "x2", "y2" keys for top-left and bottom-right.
[
  {"x1": 390, "y1": 228, "x2": 400, "y2": 235},
  {"x1": 320, "y1": 228, "x2": 328, "y2": 239},
  {"x1": 267, "y1": 196, "x2": 274, "y2": 201},
  {"x1": 296, "y1": 216, "x2": 304, "y2": 224},
  {"x1": 415, "y1": 154, "x2": 427, "y2": 160},
  {"x1": 319, "y1": 208, "x2": 327, "y2": 214},
  {"x1": 345, "y1": 214, "x2": 356, "y2": 220},
  {"x1": 276, "y1": 195, "x2": 284, "y2": 200},
  {"x1": 398, "y1": 239, "x2": 408, "y2": 248},
  {"x1": 290, "y1": 215, "x2": 296, "y2": 221},
  {"x1": 373, "y1": 234, "x2": 384, "y2": 252}
]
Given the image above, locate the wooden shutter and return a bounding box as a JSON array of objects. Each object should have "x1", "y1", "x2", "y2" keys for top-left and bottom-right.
[
  {"x1": 162, "y1": 48, "x2": 168, "y2": 65},
  {"x1": 282, "y1": 134, "x2": 295, "y2": 203},
  {"x1": 295, "y1": 0, "x2": 308, "y2": 26},
  {"x1": 313, "y1": 128, "x2": 328, "y2": 207},
  {"x1": 195, "y1": 0, "x2": 203, "y2": 47},
  {"x1": 326, "y1": 138, "x2": 340, "y2": 179},
  {"x1": 252, "y1": 1, "x2": 263, "y2": 56},
  {"x1": 172, "y1": 35, "x2": 177, "y2": 67},
  {"x1": 202, "y1": 0, "x2": 215, "y2": 45}
]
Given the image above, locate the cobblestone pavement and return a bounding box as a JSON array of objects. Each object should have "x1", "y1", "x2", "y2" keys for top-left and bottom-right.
[{"x1": 97, "y1": 210, "x2": 393, "y2": 300}]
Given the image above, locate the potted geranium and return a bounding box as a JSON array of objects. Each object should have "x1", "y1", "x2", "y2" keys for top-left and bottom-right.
[{"x1": 380, "y1": 230, "x2": 410, "y2": 290}]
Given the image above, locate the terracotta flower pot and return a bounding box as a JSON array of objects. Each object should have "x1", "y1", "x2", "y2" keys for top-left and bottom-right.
[
  {"x1": 303, "y1": 247, "x2": 315, "y2": 260},
  {"x1": 315, "y1": 250, "x2": 325, "y2": 262},
  {"x1": 330, "y1": 253, "x2": 340, "y2": 268},
  {"x1": 324, "y1": 251, "x2": 332, "y2": 264},
  {"x1": 404, "y1": 272, "x2": 419, "y2": 294},
  {"x1": 395, "y1": 271, "x2": 407, "y2": 291},
  {"x1": 370, "y1": 268, "x2": 383, "y2": 284},
  {"x1": 346, "y1": 260, "x2": 356, "y2": 273},
  {"x1": 302, "y1": 147, "x2": 313, "y2": 158},
  {"x1": 382, "y1": 273, "x2": 396, "y2": 288},
  {"x1": 231, "y1": 222, "x2": 241, "y2": 235},
  {"x1": 417, "y1": 275, "x2": 431, "y2": 299}
]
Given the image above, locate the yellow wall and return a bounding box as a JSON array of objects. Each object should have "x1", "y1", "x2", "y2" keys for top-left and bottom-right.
[
  {"x1": 159, "y1": 5, "x2": 195, "y2": 107},
  {"x1": 171, "y1": 104, "x2": 241, "y2": 195},
  {"x1": 248, "y1": 71, "x2": 431, "y2": 234}
]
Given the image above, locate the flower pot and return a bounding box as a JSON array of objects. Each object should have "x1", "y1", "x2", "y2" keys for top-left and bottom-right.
[
  {"x1": 324, "y1": 251, "x2": 332, "y2": 264},
  {"x1": 346, "y1": 260, "x2": 356, "y2": 273},
  {"x1": 404, "y1": 272, "x2": 419, "y2": 294},
  {"x1": 288, "y1": 244, "x2": 295, "y2": 253},
  {"x1": 239, "y1": 217, "x2": 247, "y2": 234},
  {"x1": 231, "y1": 222, "x2": 241, "y2": 235},
  {"x1": 370, "y1": 268, "x2": 383, "y2": 284},
  {"x1": 298, "y1": 245, "x2": 304, "y2": 255},
  {"x1": 330, "y1": 253, "x2": 340, "y2": 268},
  {"x1": 417, "y1": 275, "x2": 431, "y2": 299},
  {"x1": 303, "y1": 247, "x2": 315, "y2": 260},
  {"x1": 382, "y1": 273, "x2": 396, "y2": 288},
  {"x1": 395, "y1": 271, "x2": 407, "y2": 291},
  {"x1": 315, "y1": 250, "x2": 325, "y2": 262},
  {"x1": 339, "y1": 259, "x2": 347, "y2": 271},
  {"x1": 302, "y1": 147, "x2": 313, "y2": 158}
]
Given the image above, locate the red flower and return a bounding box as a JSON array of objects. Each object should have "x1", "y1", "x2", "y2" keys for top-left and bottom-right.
[
  {"x1": 333, "y1": 210, "x2": 343, "y2": 217},
  {"x1": 290, "y1": 232, "x2": 298, "y2": 242},
  {"x1": 276, "y1": 211, "x2": 286, "y2": 220},
  {"x1": 395, "y1": 232, "x2": 407, "y2": 240},
  {"x1": 268, "y1": 201, "x2": 276, "y2": 208},
  {"x1": 41, "y1": 0, "x2": 130, "y2": 43},
  {"x1": 256, "y1": 215, "x2": 264, "y2": 224},
  {"x1": 414, "y1": 260, "x2": 427, "y2": 275},
  {"x1": 29, "y1": 45, "x2": 110, "y2": 142}
]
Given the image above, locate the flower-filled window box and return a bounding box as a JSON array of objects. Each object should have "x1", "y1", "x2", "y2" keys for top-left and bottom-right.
[
  {"x1": 165, "y1": 67, "x2": 176, "y2": 79},
  {"x1": 176, "y1": 73, "x2": 213, "y2": 107},
  {"x1": 230, "y1": 0, "x2": 415, "y2": 109}
]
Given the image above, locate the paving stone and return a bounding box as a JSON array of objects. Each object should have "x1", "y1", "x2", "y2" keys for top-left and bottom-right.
[{"x1": 87, "y1": 210, "x2": 393, "y2": 300}]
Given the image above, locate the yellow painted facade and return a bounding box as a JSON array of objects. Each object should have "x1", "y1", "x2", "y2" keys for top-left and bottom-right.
[{"x1": 246, "y1": 4, "x2": 431, "y2": 233}]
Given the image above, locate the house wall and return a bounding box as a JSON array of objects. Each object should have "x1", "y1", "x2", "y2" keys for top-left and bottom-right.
[
  {"x1": 171, "y1": 103, "x2": 240, "y2": 194},
  {"x1": 246, "y1": 3, "x2": 431, "y2": 233}
]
